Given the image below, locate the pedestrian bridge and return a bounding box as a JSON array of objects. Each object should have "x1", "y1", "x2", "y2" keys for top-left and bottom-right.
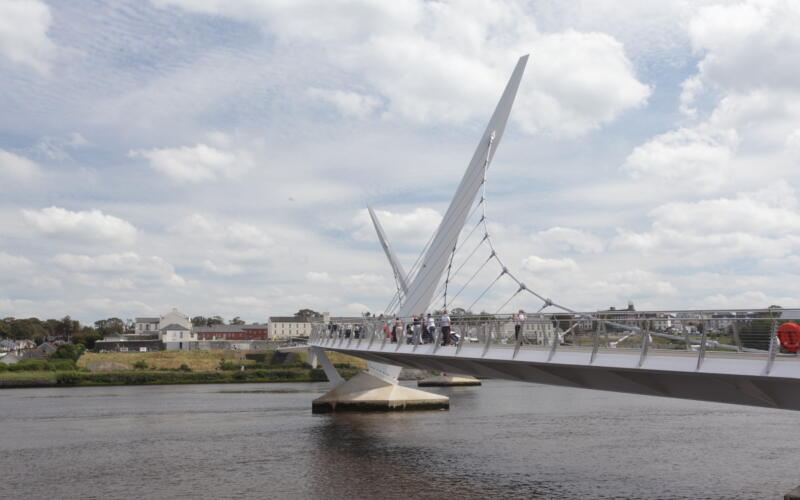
[
  {"x1": 308, "y1": 310, "x2": 800, "y2": 411},
  {"x1": 306, "y1": 56, "x2": 800, "y2": 413}
]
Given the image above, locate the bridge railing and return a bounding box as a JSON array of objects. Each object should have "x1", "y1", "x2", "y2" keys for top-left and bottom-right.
[{"x1": 310, "y1": 308, "x2": 800, "y2": 370}]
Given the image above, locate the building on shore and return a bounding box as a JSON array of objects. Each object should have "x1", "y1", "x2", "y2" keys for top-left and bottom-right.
[
  {"x1": 193, "y1": 324, "x2": 268, "y2": 341},
  {"x1": 269, "y1": 314, "x2": 328, "y2": 339},
  {"x1": 95, "y1": 333, "x2": 163, "y2": 353},
  {"x1": 161, "y1": 323, "x2": 196, "y2": 351}
]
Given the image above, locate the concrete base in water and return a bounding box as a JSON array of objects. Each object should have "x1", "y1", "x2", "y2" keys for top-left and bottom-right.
[
  {"x1": 418, "y1": 374, "x2": 482, "y2": 387},
  {"x1": 785, "y1": 485, "x2": 800, "y2": 499},
  {"x1": 312, "y1": 372, "x2": 449, "y2": 413}
]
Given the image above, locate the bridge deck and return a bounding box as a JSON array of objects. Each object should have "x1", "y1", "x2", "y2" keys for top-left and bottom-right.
[{"x1": 311, "y1": 335, "x2": 800, "y2": 411}]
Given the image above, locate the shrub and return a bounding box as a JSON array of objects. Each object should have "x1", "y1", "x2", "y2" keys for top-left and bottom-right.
[
  {"x1": 51, "y1": 343, "x2": 81, "y2": 362},
  {"x1": 0, "y1": 362, "x2": 7, "y2": 372},
  {"x1": 133, "y1": 360, "x2": 148, "y2": 370},
  {"x1": 178, "y1": 363, "x2": 191, "y2": 372},
  {"x1": 219, "y1": 360, "x2": 241, "y2": 371},
  {"x1": 10, "y1": 359, "x2": 49, "y2": 371},
  {"x1": 49, "y1": 359, "x2": 77, "y2": 371}
]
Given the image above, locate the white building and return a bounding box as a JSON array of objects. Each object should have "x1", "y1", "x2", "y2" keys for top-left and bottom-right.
[
  {"x1": 159, "y1": 309, "x2": 191, "y2": 331},
  {"x1": 134, "y1": 317, "x2": 160, "y2": 334},
  {"x1": 269, "y1": 313, "x2": 329, "y2": 339},
  {"x1": 161, "y1": 323, "x2": 196, "y2": 351}
]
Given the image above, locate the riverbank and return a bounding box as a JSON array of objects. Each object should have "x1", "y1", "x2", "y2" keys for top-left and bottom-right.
[
  {"x1": 1, "y1": 349, "x2": 365, "y2": 389},
  {"x1": 0, "y1": 366, "x2": 362, "y2": 388}
]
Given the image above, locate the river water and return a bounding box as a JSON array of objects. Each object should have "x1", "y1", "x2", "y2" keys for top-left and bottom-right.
[{"x1": 1, "y1": 379, "x2": 798, "y2": 499}]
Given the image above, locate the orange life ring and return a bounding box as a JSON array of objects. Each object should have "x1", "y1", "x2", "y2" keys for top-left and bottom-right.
[{"x1": 778, "y1": 323, "x2": 800, "y2": 352}]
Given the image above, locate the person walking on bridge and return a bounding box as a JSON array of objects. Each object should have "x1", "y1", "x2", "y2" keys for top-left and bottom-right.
[
  {"x1": 515, "y1": 309, "x2": 525, "y2": 343},
  {"x1": 391, "y1": 317, "x2": 402, "y2": 343},
  {"x1": 441, "y1": 310, "x2": 452, "y2": 346},
  {"x1": 425, "y1": 313, "x2": 435, "y2": 344}
]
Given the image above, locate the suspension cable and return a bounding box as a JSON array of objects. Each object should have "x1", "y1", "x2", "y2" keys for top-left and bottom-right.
[
  {"x1": 467, "y1": 268, "x2": 507, "y2": 312},
  {"x1": 447, "y1": 252, "x2": 494, "y2": 306}
]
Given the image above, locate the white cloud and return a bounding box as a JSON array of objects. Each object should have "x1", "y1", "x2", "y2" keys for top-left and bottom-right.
[
  {"x1": 680, "y1": 0, "x2": 800, "y2": 146},
  {"x1": 176, "y1": 214, "x2": 273, "y2": 248},
  {"x1": 613, "y1": 182, "x2": 800, "y2": 265},
  {"x1": 530, "y1": 227, "x2": 604, "y2": 254},
  {"x1": 623, "y1": 127, "x2": 739, "y2": 192},
  {"x1": 0, "y1": 149, "x2": 42, "y2": 182},
  {"x1": 306, "y1": 271, "x2": 333, "y2": 283},
  {"x1": 521, "y1": 255, "x2": 578, "y2": 274},
  {"x1": 153, "y1": 0, "x2": 650, "y2": 135},
  {"x1": 0, "y1": 251, "x2": 33, "y2": 272},
  {"x1": 52, "y1": 252, "x2": 185, "y2": 287},
  {"x1": 202, "y1": 260, "x2": 243, "y2": 276},
  {"x1": 352, "y1": 207, "x2": 442, "y2": 246},
  {"x1": 307, "y1": 88, "x2": 381, "y2": 119},
  {"x1": 341, "y1": 273, "x2": 388, "y2": 290},
  {"x1": 130, "y1": 143, "x2": 255, "y2": 182},
  {"x1": 22, "y1": 207, "x2": 137, "y2": 246},
  {"x1": 0, "y1": 0, "x2": 55, "y2": 74}
]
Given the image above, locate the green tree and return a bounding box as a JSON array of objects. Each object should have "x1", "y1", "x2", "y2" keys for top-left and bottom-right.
[
  {"x1": 72, "y1": 328, "x2": 102, "y2": 349},
  {"x1": 207, "y1": 316, "x2": 224, "y2": 326},
  {"x1": 9, "y1": 318, "x2": 47, "y2": 341},
  {"x1": 94, "y1": 318, "x2": 125, "y2": 336},
  {"x1": 294, "y1": 309, "x2": 322, "y2": 319},
  {"x1": 191, "y1": 316, "x2": 207, "y2": 327},
  {"x1": 51, "y1": 343, "x2": 81, "y2": 362},
  {"x1": 230, "y1": 316, "x2": 245, "y2": 325}
]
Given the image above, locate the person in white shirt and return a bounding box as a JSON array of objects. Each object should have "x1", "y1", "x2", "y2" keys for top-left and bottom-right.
[
  {"x1": 425, "y1": 313, "x2": 435, "y2": 344},
  {"x1": 440, "y1": 310, "x2": 452, "y2": 346},
  {"x1": 515, "y1": 309, "x2": 525, "y2": 343}
]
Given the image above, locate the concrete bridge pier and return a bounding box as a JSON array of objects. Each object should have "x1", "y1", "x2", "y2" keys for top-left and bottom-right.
[
  {"x1": 310, "y1": 347, "x2": 449, "y2": 413},
  {"x1": 418, "y1": 373, "x2": 481, "y2": 387}
]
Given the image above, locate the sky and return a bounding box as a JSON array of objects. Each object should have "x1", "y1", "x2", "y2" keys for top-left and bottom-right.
[{"x1": 2, "y1": 0, "x2": 800, "y2": 324}]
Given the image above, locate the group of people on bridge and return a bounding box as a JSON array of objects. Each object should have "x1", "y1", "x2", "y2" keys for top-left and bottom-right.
[{"x1": 387, "y1": 311, "x2": 453, "y2": 346}]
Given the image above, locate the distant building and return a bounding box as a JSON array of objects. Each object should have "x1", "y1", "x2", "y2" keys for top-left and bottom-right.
[
  {"x1": 15, "y1": 339, "x2": 36, "y2": 350},
  {"x1": 194, "y1": 324, "x2": 268, "y2": 341},
  {"x1": 134, "y1": 309, "x2": 191, "y2": 334},
  {"x1": 269, "y1": 314, "x2": 328, "y2": 339},
  {"x1": 95, "y1": 333, "x2": 163, "y2": 353},
  {"x1": 161, "y1": 324, "x2": 196, "y2": 351},
  {"x1": 159, "y1": 309, "x2": 191, "y2": 331},
  {"x1": 39, "y1": 342, "x2": 58, "y2": 355},
  {"x1": 0, "y1": 352, "x2": 20, "y2": 365},
  {"x1": 134, "y1": 317, "x2": 160, "y2": 334}
]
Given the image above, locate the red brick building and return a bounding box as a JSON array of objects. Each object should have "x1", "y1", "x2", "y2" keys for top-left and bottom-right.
[{"x1": 193, "y1": 324, "x2": 268, "y2": 341}]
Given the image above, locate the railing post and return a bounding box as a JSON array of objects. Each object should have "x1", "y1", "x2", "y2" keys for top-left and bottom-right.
[
  {"x1": 638, "y1": 322, "x2": 650, "y2": 368},
  {"x1": 455, "y1": 323, "x2": 465, "y2": 355},
  {"x1": 482, "y1": 321, "x2": 493, "y2": 357},
  {"x1": 590, "y1": 319, "x2": 600, "y2": 364},
  {"x1": 764, "y1": 317, "x2": 778, "y2": 375},
  {"x1": 547, "y1": 326, "x2": 559, "y2": 361},
  {"x1": 731, "y1": 320, "x2": 742, "y2": 352},
  {"x1": 696, "y1": 329, "x2": 707, "y2": 370},
  {"x1": 433, "y1": 325, "x2": 442, "y2": 353},
  {"x1": 368, "y1": 323, "x2": 376, "y2": 349},
  {"x1": 513, "y1": 317, "x2": 523, "y2": 359}
]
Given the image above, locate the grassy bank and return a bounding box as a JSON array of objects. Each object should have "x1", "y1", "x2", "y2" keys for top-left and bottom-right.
[
  {"x1": 76, "y1": 350, "x2": 367, "y2": 371},
  {"x1": 2, "y1": 349, "x2": 365, "y2": 389}
]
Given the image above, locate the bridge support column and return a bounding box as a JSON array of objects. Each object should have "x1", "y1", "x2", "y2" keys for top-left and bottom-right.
[
  {"x1": 310, "y1": 348, "x2": 449, "y2": 413},
  {"x1": 418, "y1": 373, "x2": 481, "y2": 387}
]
